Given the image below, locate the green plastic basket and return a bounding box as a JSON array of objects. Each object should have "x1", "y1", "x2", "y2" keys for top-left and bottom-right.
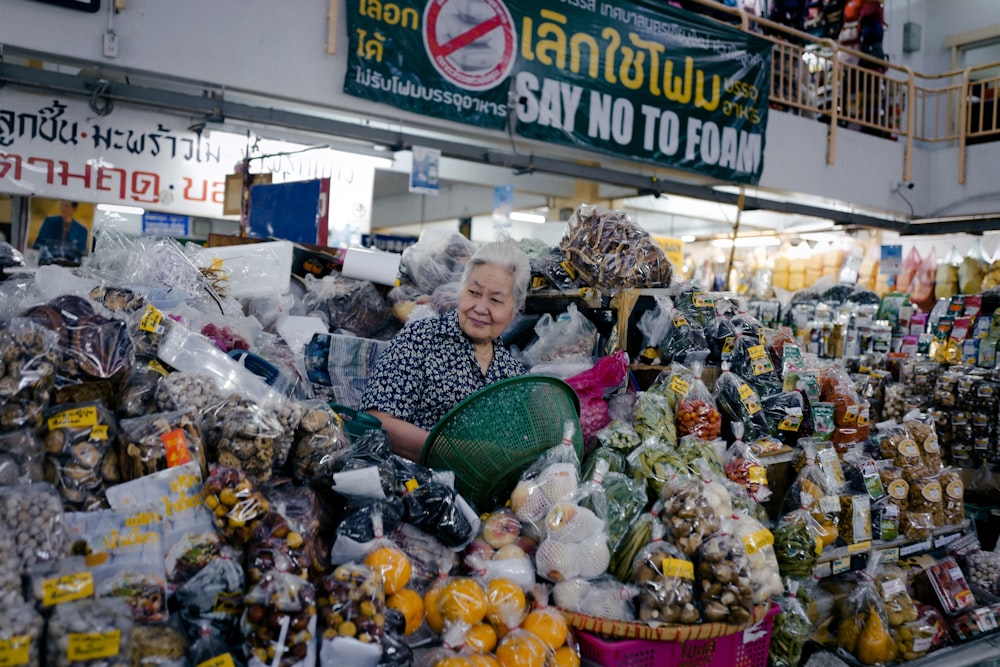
[{"x1": 419, "y1": 375, "x2": 583, "y2": 512}]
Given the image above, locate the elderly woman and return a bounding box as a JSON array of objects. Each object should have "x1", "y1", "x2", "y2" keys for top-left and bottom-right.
[{"x1": 360, "y1": 241, "x2": 532, "y2": 461}]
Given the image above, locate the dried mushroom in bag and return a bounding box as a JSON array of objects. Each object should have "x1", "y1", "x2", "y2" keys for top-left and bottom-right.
[
  {"x1": 696, "y1": 531, "x2": 755, "y2": 625},
  {"x1": 117, "y1": 408, "x2": 207, "y2": 482},
  {"x1": 241, "y1": 572, "x2": 317, "y2": 667},
  {"x1": 289, "y1": 401, "x2": 350, "y2": 483},
  {"x1": 47, "y1": 597, "x2": 134, "y2": 667},
  {"x1": 0, "y1": 428, "x2": 44, "y2": 486},
  {"x1": 659, "y1": 475, "x2": 729, "y2": 557},
  {"x1": 632, "y1": 540, "x2": 700, "y2": 624},
  {"x1": 0, "y1": 318, "x2": 60, "y2": 432},
  {"x1": 203, "y1": 397, "x2": 285, "y2": 483},
  {"x1": 41, "y1": 400, "x2": 118, "y2": 511}
]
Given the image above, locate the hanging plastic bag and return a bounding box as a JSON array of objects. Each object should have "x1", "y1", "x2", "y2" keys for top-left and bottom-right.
[
  {"x1": 565, "y1": 350, "x2": 629, "y2": 449},
  {"x1": 520, "y1": 304, "x2": 598, "y2": 368},
  {"x1": 909, "y1": 247, "x2": 937, "y2": 312},
  {"x1": 895, "y1": 247, "x2": 921, "y2": 293},
  {"x1": 674, "y1": 360, "x2": 722, "y2": 440},
  {"x1": 725, "y1": 423, "x2": 771, "y2": 503},
  {"x1": 635, "y1": 295, "x2": 673, "y2": 363},
  {"x1": 960, "y1": 239, "x2": 989, "y2": 294},
  {"x1": 935, "y1": 246, "x2": 962, "y2": 301}
]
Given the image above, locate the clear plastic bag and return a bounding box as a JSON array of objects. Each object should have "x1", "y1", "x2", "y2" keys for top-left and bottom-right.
[
  {"x1": 117, "y1": 408, "x2": 207, "y2": 482},
  {"x1": 658, "y1": 475, "x2": 728, "y2": 557},
  {"x1": 0, "y1": 428, "x2": 44, "y2": 486},
  {"x1": 201, "y1": 465, "x2": 271, "y2": 549},
  {"x1": 317, "y1": 563, "x2": 384, "y2": 667},
  {"x1": 535, "y1": 461, "x2": 611, "y2": 582},
  {"x1": 0, "y1": 318, "x2": 60, "y2": 433},
  {"x1": 769, "y1": 580, "x2": 812, "y2": 667},
  {"x1": 658, "y1": 308, "x2": 710, "y2": 366},
  {"x1": 509, "y1": 421, "x2": 581, "y2": 532},
  {"x1": 40, "y1": 400, "x2": 118, "y2": 511},
  {"x1": 301, "y1": 273, "x2": 391, "y2": 338},
  {"x1": 241, "y1": 572, "x2": 317, "y2": 667},
  {"x1": 202, "y1": 397, "x2": 287, "y2": 483},
  {"x1": 714, "y1": 368, "x2": 770, "y2": 443},
  {"x1": 725, "y1": 513, "x2": 782, "y2": 604},
  {"x1": 47, "y1": 597, "x2": 134, "y2": 667},
  {"x1": 725, "y1": 425, "x2": 771, "y2": 503},
  {"x1": 675, "y1": 363, "x2": 722, "y2": 440},
  {"x1": 632, "y1": 540, "x2": 700, "y2": 623},
  {"x1": 397, "y1": 230, "x2": 476, "y2": 295},
  {"x1": 697, "y1": 531, "x2": 755, "y2": 625},
  {"x1": 553, "y1": 575, "x2": 637, "y2": 620},
  {"x1": 558, "y1": 204, "x2": 673, "y2": 290},
  {"x1": 520, "y1": 304, "x2": 598, "y2": 368},
  {"x1": 633, "y1": 391, "x2": 677, "y2": 445},
  {"x1": 730, "y1": 332, "x2": 783, "y2": 398},
  {"x1": 636, "y1": 295, "x2": 673, "y2": 363}
]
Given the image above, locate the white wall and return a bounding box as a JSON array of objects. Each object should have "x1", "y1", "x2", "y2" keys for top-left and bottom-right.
[
  {"x1": 885, "y1": 0, "x2": 1000, "y2": 75},
  {"x1": 2, "y1": 0, "x2": 998, "y2": 225}
]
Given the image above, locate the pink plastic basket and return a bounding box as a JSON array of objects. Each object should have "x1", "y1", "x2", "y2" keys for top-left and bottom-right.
[{"x1": 576, "y1": 604, "x2": 780, "y2": 667}]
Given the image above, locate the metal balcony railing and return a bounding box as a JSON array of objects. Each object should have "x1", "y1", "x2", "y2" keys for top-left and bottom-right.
[{"x1": 680, "y1": 0, "x2": 1000, "y2": 184}]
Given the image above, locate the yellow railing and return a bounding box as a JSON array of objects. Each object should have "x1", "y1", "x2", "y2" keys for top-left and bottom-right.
[{"x1": 680, "y1": 0, "x2": 1000, "y2": 184}]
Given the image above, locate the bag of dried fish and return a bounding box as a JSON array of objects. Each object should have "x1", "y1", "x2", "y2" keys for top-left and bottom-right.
[
  {"x1": 558, "y1": 204, "x2": 673, "y2": 290},
  {"x1": 41, "y1": 401, "x2": 119, "y2": 511},
  {"x1": 117, "y1": 408, "x2": 207, "y2": 481},
  {"x1": 0, "y1": 318, "x2": 60, "y2": 433}
]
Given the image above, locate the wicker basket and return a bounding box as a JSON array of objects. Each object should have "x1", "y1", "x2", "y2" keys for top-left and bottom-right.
[{"x1": 420, "y1": 375, "x2": 582, "y2": 511}]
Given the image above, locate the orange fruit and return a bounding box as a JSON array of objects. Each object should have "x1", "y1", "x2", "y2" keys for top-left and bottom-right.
[
  {"x1": 496, "y1": 631, "x2": 548, "y2": 667},
  {"x1": 465, "y1": 622, "x2": 499, "y2": 654},
  {"x1": 522, "y1": 609, "x2": 568, "y2": 651},
  {"x1": 440, "y1": 578, "x2": 488, "y2": 626},
  {"x1": 425, "y1": 582, "x2": 446, "y2": 634},
  {"x1": 364, "y1": 546, "x2": 411, "y2": 595},
  {"x1": 387, "y1": 588, "x2": 424, "y2": 635},
  {"x1": 548, "y1": 646, "x2": 580, "y2": 667},
  {"x1": 486, "y1": 579, "x2": 527, "y2": 629},
  {"x1": 469, "y1": 656, "x2": 501, "y2": 667},
  {"x1": 435, "y1": 657, "x2": 474, "y2": 667}
]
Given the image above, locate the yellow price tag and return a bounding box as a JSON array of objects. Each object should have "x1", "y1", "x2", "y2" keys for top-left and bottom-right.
[
  {"x1": 748, "y1": 344, "x2": 767, "y2": 359},
  {"x1": 848, "y1": 541, "x2": 872, "y2": 554},
  {"x1": 742, "y1": 528, "x2": 774, "y2": 555},
  {"x1": 748, "y1": 466, "x2": 767, "y2": 485},
  {"x1": 47, "y1": 406, "x2": 98, "y2": 430},
  {"x1": 669, "y1": 377, "x2": 690, "y2": 395},
  {"x1": 404, "y1": 479, "x2": 419, "y2": 492},
  {"x1": 67, "y1": 631, "x2": 120, "y2": 662},
  {"x1": 0, "y1": 635, "x2": 31, "y2": 667},
  {"x1": 42, "y1": 571, "x2": 94, "y2": 606},
  {"x1": 197, "y1": 655, "x2": 236, "y2": 667},
  {"x1": 90, "y1": 424, "x2": 109, "y2": 441},
  {"x1": 139, "y1": 305, "x2": 163, "y2": 333},
  {"x1": 661, "y1": 558, "x2": 694, "y2": 580}
]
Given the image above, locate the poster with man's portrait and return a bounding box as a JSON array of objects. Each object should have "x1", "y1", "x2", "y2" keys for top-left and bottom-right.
[{"x1": 27, "y1": 198, "x2": 95, "y2": 266}]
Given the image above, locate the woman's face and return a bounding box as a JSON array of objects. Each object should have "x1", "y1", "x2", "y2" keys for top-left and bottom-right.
[{"x1": 458, "y1": 263, "x2": 517, "y2": 346}]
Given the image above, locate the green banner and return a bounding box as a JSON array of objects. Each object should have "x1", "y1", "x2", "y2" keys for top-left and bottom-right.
[{"x1": 345, "y1": 0, "x2": 771, "y2": 184}]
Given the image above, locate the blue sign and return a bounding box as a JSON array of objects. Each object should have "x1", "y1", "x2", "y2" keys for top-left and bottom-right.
[
  {"x1": 143, "y1": 212, "x2": 190, "y2": 237},
  {"x1": 881, "y1": 245, "x2": 903, "y2": 275},
  {"x1": 493, "y1": 184, "x2": 513, "y2": 230}
]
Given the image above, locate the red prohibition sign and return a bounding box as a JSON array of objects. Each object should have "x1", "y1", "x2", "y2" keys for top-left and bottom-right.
[{"x1": 423, "y1": 0, "x2": 518, "y2": 91}]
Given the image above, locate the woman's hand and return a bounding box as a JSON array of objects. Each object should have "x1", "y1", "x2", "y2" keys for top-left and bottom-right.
[{"x1": 366, "y1": 410, "x2": 430, "y2": 462}]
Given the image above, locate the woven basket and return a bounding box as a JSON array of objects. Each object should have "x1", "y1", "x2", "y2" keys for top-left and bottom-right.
[
  {"x1": 561, "y1": 604, "x2": 774, "y2": 641},
  {"x1": 420, "y1": 375, "x2": 582, "y2": 512}
]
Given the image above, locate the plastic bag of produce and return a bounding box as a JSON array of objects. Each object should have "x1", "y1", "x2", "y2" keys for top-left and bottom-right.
[
  {"x1": 317, "y1": 562, "x2": 384, "y2": 667},
  {"x1": 535, "y1": 460, "x2": 611, "y2": 582},
  {"x1": 0, "y1": 428, "x2": 44, "y2": 486},
  {"x1": 714, "y1": 367, "x2": 770, "y2": 443},
  {"x1": 509, "y1": 421, "x2": 581, "y2": 531},
  {"x1": 201, "y1": 465, "x2": 270, "y2": 550},
  {"x1": 658, "y1": 474, "x2": 729, "y2": 557},
  {"x1": 773, "y1": 512, "x2": 822, "y2": 580},
  {"x1": 593, "y1": 420, "x2": 641, "y2": 453},
  {"x1": 636, "y1": 295, "x2": 673, "y2": 363},
  {"x1": 565, "y1": 350, "x2": 629, "y2": 449},
  {"x1": 730, "y1": 332, "x2": 783, "y2": 398},
  {"x1": 520, "y1": 303, "x2": 597, "y2": 368},
  {"x1": 626, "y1": 437, "x2": 686, "y2": 500},
  {"x1": 598, "y1": 471, "x2": 647, "y2": 555},
  {"x1": 40, "y1": 400, "x2": 119, "y2": 511},
  {"x1": 403, "y1": 481, "x2": 478, "y2": 550},
  {"x1": 674, "y1": 362, "x2": 722, "y2": 440},
  {"x1": 725, "y1": 424, "x2": 771, "y2": 503},
  {"x1": 696, "y1": 531, "x2": 755, "y2": 625},
  {"x1": 47, "y1": 597, "x2": 134, "y2": 667},
  {"x1": 724, "y1": 513, "x2": 782, "y2": 604},
  {"x1": 632, "y1": 539, "x2": 700, "y2": 624},
  {"x1": 0, "y1": 319, "x2": 60, "y2": 433},
  {"x1": 117, "y1": 408, "x2": 207, "y2": 482},
  {"x1": 705, "y1": 315, "x2": 738, "y2": 364},
  {"x1": 581, "y1": 446, "x2": 627, "y2": 482},
  {"x1": 647, "y1": 362, "x2": 697, "y2": 411},
  {"x1": 763, "y1": 391, "x2": 808, "y2": 447},
  {"x1": 633, "y1": 391, "x2": 676, "y2": 445},
  {"x1": 242, "y1": 572, "x2": 317, "y2": 667},
  {"x1": 837, "y1": 562, "x2": 898, "y2": 665},
  {"x1": 770, "y1": 580, "x2": 812, "y2": 667},
  {"x1": 553, "y1": 574, "x2": 637, "y2": 620},
  {"x1": 658, "y1": 307, "x2": 709, "y2": 366}
]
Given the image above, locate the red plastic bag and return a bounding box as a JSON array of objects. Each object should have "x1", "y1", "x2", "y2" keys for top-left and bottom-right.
[
  {"x1": 566, "y1": 350, "x2": 629, "y2": 450},
  {"x1": 896, "y1": 246, "x2": 921, "y2": 293}
]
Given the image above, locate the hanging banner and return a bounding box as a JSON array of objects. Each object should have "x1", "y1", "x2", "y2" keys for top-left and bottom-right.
[{"x1": 344, "y1": 0, "x2": 771, "y2": 184}]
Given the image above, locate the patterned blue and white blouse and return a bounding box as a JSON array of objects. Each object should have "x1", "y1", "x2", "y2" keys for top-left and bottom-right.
[{"x1": 359, "y1": 309, "x2": 526, "y2": 430}]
